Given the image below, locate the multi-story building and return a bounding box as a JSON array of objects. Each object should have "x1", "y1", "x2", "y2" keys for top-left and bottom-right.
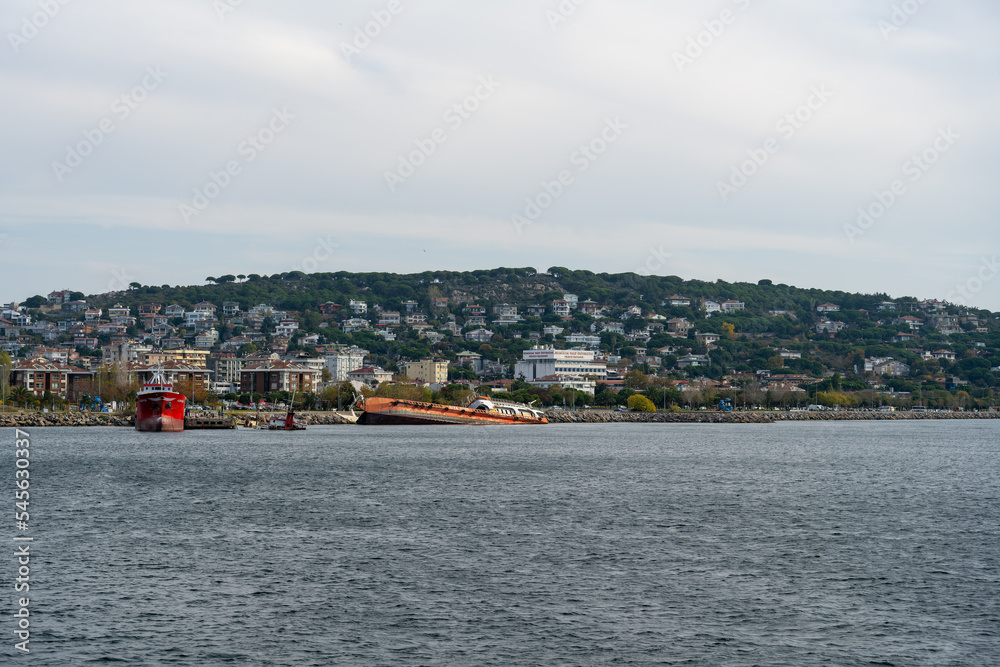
[
  {"x1": 349, "y1": 300, "x2": 368, "y2": 315},
  {"x1": 526, "y1": 305, "x2": 546, "y2": 318},
  {"x1": 816, "y1": 319, "x2": 846, "y2": 334},
  {"x1": 551, "y1": 300, "x2": 571, "y2": 317},
  {"x1": 240, "y1": 360, "x2": 320, "y2": 394},
  {"x1": 102, "y1": 342, "x2": 154, "y2": 366},
  {"x1": 565, "y1": 334, "x2": 602, "y2": 347},
  {"x1": 663, "y1": 295, "x2": 691, "y2": 307},
  {"x1": 929, "y1": 314, "x2": 962, "y2": 335},
  {"x1": 402, "y1": 359, "x2": 449, "y2": 384},
  {"x1": 192, "y1": 302, "x2": 216, "y2": 315},
  {"x1": 514, "y1": 346, "x2": 607, "y2": 382},
  {"x1": 161, "y1": 348, "x2": 211, "y2": 368},
  {"x1": 528, "y1": 374, "x2": 595, "y2": 395},
  {"x1": 346, "y1": 366, "x2": 393, "y2": 387},
  {"x1": 667, "y1": 318, "x2": 693, "y2": 337},
  {"x1": 132, "y1": 362, "x2": 213, "y2": 395},
  {"x1": 274, "y1": 319, "x2": 299, "y2": 337},
  {"x1": 325, "y1": 349, "x2": 367, "y2": 382},
  {"x1": 493, "y1": 303, "x2": 518, "y2": 319},
  {"x1": 194, "y1": 329, "x2": 220, "y2": 349},
  {"x1": 10, "y1": 358, "x2": 94, "y2": 398},
  {"x1": 465, "y1": 328, "x2": 494, "y2": 343},
  {"x1": 47, "y1": 290, "x2": 74, "y2": 305}
]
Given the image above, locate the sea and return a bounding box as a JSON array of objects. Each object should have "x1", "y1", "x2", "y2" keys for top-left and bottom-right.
[{"x1": 4, "y1": 421, "x2": 999, "y2": 665}]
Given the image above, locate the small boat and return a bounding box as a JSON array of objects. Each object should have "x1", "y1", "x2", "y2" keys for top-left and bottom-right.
[
  {"x1": 258, "y1": 391, "x2": 306, "y2": 430},
  {"x1": 358, "y1": 395, "x2": 548, "y2": 425},
  {"x1": 264, "y1": 409, "x2": 306, "y2": 431},
  {"x1": 135, "y1": 368, "x2": 186, "y2": 432}
]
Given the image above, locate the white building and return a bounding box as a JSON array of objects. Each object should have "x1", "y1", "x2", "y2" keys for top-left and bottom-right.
[
  {"x1": 194, "y1": 329, "x2": 220, "y2": 349},
  {"x1": 465, "y1": 328, "x2": 494, "y2": 343},
  {"x1": 528, "y1": 374, "x2": 595, "y2": 395},
  {"x1": 349, "y1": 300, "x2": 368, "y2": 314},
  {"x1": 565, "y1": 334, "x2": 602, "y2": 347},
  {"x1": 514, "y1": 346, "x2": 607, "y2": 382},
  {"x1": 325, "y1": 349, "x2": 367, "y2": 382},
  {"x1": 347, "y1": 366, "x2": 393, "y2": 387}
]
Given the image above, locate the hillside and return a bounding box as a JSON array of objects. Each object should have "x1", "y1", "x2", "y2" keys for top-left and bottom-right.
[{"x1": 11, "y1": 267, "x2": 1000, "y2": 411}]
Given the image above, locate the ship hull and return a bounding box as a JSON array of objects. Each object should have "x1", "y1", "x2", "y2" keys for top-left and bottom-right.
[
  {"x1": 135, "y1": 391, "x2": 187, "y2": 432},
  {"x1": 359, "y1": 397, "x2": 547, "y2": 425}
]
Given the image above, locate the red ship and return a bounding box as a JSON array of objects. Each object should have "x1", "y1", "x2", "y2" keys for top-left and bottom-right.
[{"x1": 135, "y1": 369, "x2": 187, "y2": 432}]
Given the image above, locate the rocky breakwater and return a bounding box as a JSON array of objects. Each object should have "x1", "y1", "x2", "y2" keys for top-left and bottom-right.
[
  {"x1": 545, "y1": 410, "x2": 778, "y2": 424},
  {"x1": 545, "y1": 410, "x2": 1000, "y2": 424},
  {"x1": 301, "y1": 412, "x2": 357, "y2": 425},
  {"x1": 0, "y1": 412, "x2": 132, "y2": 428},
  {"x1": 775, "y1": 410, "x2": 1000, "y2": 422}
]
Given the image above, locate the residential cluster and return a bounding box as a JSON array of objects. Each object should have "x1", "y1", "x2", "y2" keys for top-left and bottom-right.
[{"x1": 2, "y1": 270, "x2": 998, "y2": 411}]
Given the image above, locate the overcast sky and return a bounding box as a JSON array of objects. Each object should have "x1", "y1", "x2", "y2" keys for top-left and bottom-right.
[{"x1": 2, "y1": 0, "x2": 999, "y2": 309}]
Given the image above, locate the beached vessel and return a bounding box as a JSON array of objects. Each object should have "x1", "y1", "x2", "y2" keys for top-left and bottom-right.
[{"x1": 358, "y1": 396, "x2": 547, "y2": 425}]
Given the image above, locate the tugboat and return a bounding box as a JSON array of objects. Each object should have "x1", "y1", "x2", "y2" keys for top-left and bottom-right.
[
  {"x1": 358, "y1": 395, "x2": 547, "y2": 425},
  {"x1": 135, "y1": 369, "x2": 186, "y2": 432}
]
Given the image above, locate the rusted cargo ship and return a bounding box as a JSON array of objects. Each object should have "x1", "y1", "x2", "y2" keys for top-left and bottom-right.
[{"x1": 358, "y1": 396, "x2": 547, "y2": 425}]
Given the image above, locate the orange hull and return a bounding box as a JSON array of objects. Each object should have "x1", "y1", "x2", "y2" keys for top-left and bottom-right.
[{"x1": 359, "y1": 397, "x2": 548, "y2": 425}]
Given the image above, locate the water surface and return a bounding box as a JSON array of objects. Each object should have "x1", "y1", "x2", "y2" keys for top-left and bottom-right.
[{"x1": 7, "y1": 421, "x2": 999, "y2": 665}]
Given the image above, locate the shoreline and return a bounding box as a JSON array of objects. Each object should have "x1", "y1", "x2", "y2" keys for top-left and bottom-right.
[
  {"x1": 1, "y1": 410, "x2": 998, "y2": 427},
  {"x1": 545, "y1": 410, "x2": 1000, "y2": 424}
]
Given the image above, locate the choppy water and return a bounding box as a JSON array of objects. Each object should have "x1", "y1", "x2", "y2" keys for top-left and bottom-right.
[{"x1": 4, "y1": 421, "x2": 999, "y2": 665}]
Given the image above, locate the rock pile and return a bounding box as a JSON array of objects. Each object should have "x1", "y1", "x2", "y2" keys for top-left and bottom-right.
[
  {"x1": 0, "y1": 412, "x2": 131, "y2": 428},
  {"x1": 544, "y1": 410, "x2": 1000, "y2": 424}
]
